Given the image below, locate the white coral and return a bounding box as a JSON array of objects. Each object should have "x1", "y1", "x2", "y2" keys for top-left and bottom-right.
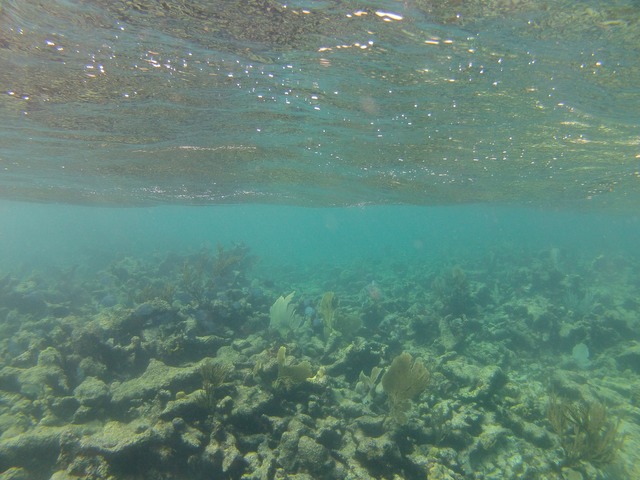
[{"x1": 269, "y1": 292, "x2": 301, "y2": 338}]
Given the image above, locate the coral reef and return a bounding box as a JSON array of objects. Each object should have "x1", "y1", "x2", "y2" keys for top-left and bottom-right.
[{"x1": 0, "y1": 245, "x2": 639, "y2": 479}]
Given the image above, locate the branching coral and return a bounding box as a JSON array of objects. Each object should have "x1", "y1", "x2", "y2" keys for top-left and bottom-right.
[
  {"x1": 548, "y1": 394, "x2": 624, "y2": 466},
  {"x1": 197, "y1": 360, "x2": 232, "y2": 410}
]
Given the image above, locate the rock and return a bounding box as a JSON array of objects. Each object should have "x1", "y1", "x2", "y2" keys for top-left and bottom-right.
[
  {"x1": 78, "y1": 419, "x2": 174, "y2": 456},
  {"x1": 76, "y1": 357, "x2": 107, "y2": 379},
  {"x1": 241, "y1": 438, "x2": 276, "y2": 480},
  {"x1": 0, "y1": 426, "x2": 89, "y2": 474},
  {"x1": 6, "y1": 289, "x2": 48, "y2": 316},
  {"x1": 549, "y1": 370, "x2": 588, "y2": 398},
  {"x1": 110, "y1": 359, "x2": 199, "y2": 406},
  {"x1": 337, "y1": 398, "x2": 369, "y2": 419},
  {"x1": 48, "y1": 396, "x2": 80, "y2": 421},
  {"x1": 444, "y1": 403, "x2": 482, "y2": 447},
  {"x1": 73, "y1": 377, "x2": 110, "y2": 407},
  {"x1": 354, "y1": 415, "x2": 385, "y2": 437},
  {"x1": 476, "y1": 423, "x2": 509, "y2": 451},
  {"x1": 473, "y1": 365, "x2": 507, "y2": 399},
  {"x1": 277, "y1": 431, "x2": 299, "y2": 471},
  {"x1": 428, "y1": 463, "x2": 461, "y2": 480},
  {"x1": 279, "y1": 474, "x2": 314, "y2": 480},
  {"x1": 0, "y1": 467, "x2": 30, "y2": 480},
  {"x1": 242, "y1": 451, "x2": 263, "y2": 478},
  {"x1": 160, "y1": 391, "x2": 206, "y2": 422},
  {"x1": 201, "y1": 432, "x2": 245, "y2": 475},
  {"x1": 520, "y1": 421, "x2": 553, "y2": 448},
  {"x1": 11, "y1": 362, "x2": 70, "y2": 399},
  {"x1": 49, "y1": 471, "x2": 77, "y2": 480},
  {"x1": 316, "y1": 416, "x2": 344, "y2": 450},
  {"x1": 296, "y1": 435, "x2": 332, "y2": 474},
  {"x1": 561, "y1": 468, "x2": 584, "y2": 480},
  {"x1": 405, "y1": 449, "x2": 430, "y2": 477},
  {"x1": 443, "y1": 358, "x2": 507, "y2": 401},
  {"x1": 100, "y1": 299, "x2": 173, "y2": 339},
  {"x1": 72, "y1": 406, "x2": 95, "y2": 424},
  {"x1": 354, "y1": 430, "x2": 402, "y2": 473},
  {"x1": 221, "y1": 434, "x2": 244, "y2": 474},
  {"x1": 323, "y1": 340, "x2": 386, "y2": 381},
  {"x1": 616, "y1": 342, "x2": 640, "y2": 373},
  {"x1": 179, "y1": 425, "x2": 206, "y2": 451},
  {"x1": 230, "y1": 385, "x2": 276, "y2": 423},
  {"x1": 37, "y1": 347, "x2": 63, "y2": 367}
]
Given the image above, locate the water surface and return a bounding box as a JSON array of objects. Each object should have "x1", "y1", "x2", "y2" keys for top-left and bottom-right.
[{"x1": 1, "y1": 0, "x2": 638, "y2": 207}]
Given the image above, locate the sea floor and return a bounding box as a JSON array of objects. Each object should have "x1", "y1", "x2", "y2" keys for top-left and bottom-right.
[{"x1": 1, "y1": 243, "x2": 639, "y2": 479}]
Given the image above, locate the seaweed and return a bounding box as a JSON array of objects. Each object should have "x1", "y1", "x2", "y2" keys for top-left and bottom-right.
[
  {"x1": 212, "y1": 242, "x2": 252, "y2": 279},
  {"x1": 197, "y1": 360, "x2": 232, "y2": 410},
  {"x1": 318, "y1": 291, "x2": 363, "y2": 343},
  {"x1": 134, "y1": 282, "x2": 175, "y2": 304},
  {"x1": 318, "y1": 291, "x2": 336, "y2": 340},
  {"x1": 180, "y1": 243, "x2": 256, "y2": 305},
  {"x1": 182, "y1": 261, "x2": 205, "y2": 303},
  {"x1": 432, "y1": 266, "x2": 475, "y2": 317},
  {"x1": 547, "y1": 394, "x2": 624, "y2": 466}
]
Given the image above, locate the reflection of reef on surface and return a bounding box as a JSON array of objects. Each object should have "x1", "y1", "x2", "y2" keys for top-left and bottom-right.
[{"x1": 0, "y1": 243, "x2": 639, "y2": 478}]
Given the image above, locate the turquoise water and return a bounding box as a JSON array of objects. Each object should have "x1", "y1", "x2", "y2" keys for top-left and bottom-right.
[
  {"x1": 1, "y1": 1, "x2": 640, "y2": 479},
  {"x1": 2, "y1": 202, "x2": 638, "y2": 273}
]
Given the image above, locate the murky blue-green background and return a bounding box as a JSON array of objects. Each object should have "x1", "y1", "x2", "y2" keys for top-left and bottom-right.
[{"x1": 2, "y1": 202, "x2": 639, "y2": 280}]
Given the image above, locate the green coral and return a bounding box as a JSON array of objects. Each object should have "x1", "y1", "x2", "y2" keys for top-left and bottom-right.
[
  {"x1": 275, "y1": 346, "x2": 314, "y2": 390},
  {"x1": 381, "y1": 352, "x2": 430, "y2": 424},
  {"x1": 355, "y1": 366, "x2": 382, "y2": 401},
  {"x1": 318, "y1": 291, "x2": 362, "y2": 342}
]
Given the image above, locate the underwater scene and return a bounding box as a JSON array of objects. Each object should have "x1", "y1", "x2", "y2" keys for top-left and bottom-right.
[{"x1": 1, "y1": 0, "x2": 640, "y2": 479}]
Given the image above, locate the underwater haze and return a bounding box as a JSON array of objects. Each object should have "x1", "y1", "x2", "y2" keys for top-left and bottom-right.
[{"x1": 1, "y1": 1, "x2": 640, "y2": 479}]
